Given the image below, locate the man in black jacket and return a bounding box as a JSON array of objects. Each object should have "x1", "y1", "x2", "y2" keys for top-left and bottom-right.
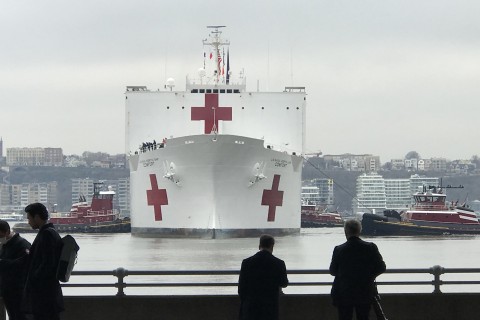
[
  {"x1": 238, "y1": 234, "x2": 288, "y2": 320},
  {"x1": 330, "y1": 219, "x2": 386, "y2": 320},
  {"x1": 23, "y1": 203, "x2": 64, "y2": 320},
  {"x1": 0, "y1": 220, "x2": 31, "y2": 320}
]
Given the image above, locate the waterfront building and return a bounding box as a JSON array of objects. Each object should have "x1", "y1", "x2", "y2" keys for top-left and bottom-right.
[
  {"x1": 0, "y1": 184, "x2": 9, "y2": 209},
  {"x1": 72, "y1": 178, "x2": 94, "y2": 204},
  {"x1": 20, "y1": 182, "x2": 57, "y2": 211},
  {"x1": 385, "y1": 179, "x2": 411, "y2": 211},
  {"x1": 6, "y1": 147, "x2": 63, "y2": 166},
  {"x1": 353, "y1": 173, "x2": 441, "y2": 214},
  {"x1": 104, "y1": 178, "x2": 130, "y2": 217},
  {"x1": 302, "y1": 178, "x2": 334, "y2": 207},
  {"x1": 0, "y1": 182, "x2": 56, "y2": 212},
  {"x1": 301, "y1": 186, "x2": 321, "y2": 205},
  {"x1": 409, "y1": 174, "x2": 440, "y2": 197},
  {"x1": 353, "y1": 173, "x2": 386, "y2": 214}
]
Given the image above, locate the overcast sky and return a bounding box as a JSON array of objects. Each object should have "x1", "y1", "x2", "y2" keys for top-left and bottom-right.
[{"x1": 1, "y1": 0, "x2": 479, "y2": 161}]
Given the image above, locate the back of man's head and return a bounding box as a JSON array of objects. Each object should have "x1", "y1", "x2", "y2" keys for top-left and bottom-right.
[
  {"x1": 0, "y1": 219, "x2": 10, "y2": 234},
  {"x1": 259, "y1": 234, "x2": 275, "y2": 251},
  {"x1": 344, "y1": 219, "x2": 362, "y2": 238},
  {"x1": 24, "y1": 202, "x2": 49, "y2": 221}
]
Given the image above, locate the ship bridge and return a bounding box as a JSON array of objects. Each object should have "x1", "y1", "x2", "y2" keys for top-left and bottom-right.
[{"x1": 186, "y1": 76, "x2": 246, "y2": 94}]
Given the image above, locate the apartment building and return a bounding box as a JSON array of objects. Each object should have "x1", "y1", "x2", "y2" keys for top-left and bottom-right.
[
  {"x1": 353, "y1": 173, "x2": 386, "y2": 214},
  {"x1": 6, "y1": 147, "x2": 63, "y2": 166},
  {"x1": 0, "y1": 182, "x2": 57, "y2": 212}
]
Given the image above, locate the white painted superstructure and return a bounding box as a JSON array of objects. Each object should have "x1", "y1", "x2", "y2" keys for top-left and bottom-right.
[{"x1": 125, "y1": 27, "x2": 306, "y2": 237}]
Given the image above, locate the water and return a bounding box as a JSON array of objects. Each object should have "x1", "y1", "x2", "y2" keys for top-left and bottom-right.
[{"x1": 16, "y1": 227, "x2": 480, "y2": 295}]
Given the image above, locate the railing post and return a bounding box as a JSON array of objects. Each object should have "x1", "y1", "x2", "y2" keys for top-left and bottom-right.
[
  {"x1": 113, "y1": 267, "x2": 128, "y2": 297},
  {"x1": 430, "y1": 265, "x2": 444, "y2": 294}
]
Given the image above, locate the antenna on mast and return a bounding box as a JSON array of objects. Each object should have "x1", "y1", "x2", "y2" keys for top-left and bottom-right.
[{"x1": 204, "y1": 26, "x2": 230, "y2": 85}]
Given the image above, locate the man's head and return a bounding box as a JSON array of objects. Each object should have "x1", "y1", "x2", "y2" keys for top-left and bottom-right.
[
  {"x1": 259, "y1": 234, "x2": 275, "y2": 253},
  {"x1": 24, "y1": 202, "x2": 49, "y2": 230},
  {"x1": 344, "y1": 219, "x2": 362, "y2": 239},
  {"x1": 0, "y1": 219, "x2": 11, "y2": 240}
]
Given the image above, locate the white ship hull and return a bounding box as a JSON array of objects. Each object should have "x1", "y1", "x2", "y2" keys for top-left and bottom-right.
[{"x1": 129, "y1": 134, "x2": 302, "y2": 238}]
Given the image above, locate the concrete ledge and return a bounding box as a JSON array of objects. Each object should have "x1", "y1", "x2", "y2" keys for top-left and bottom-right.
[{"x1": 59, "y1": 293, "x2": 480, "y2": 320}]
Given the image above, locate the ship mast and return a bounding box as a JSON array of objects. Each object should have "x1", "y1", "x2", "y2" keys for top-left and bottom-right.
[{"x1": 203, "y1": 26, "x2": 230, "y2": 84}]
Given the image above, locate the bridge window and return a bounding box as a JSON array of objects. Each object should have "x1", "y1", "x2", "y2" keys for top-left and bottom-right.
[
  {"x1": 191, "y1": 89, "x2": 198, "y2": 93},
  {"x1": 234, "y1": 89, "x2": 240, "y2": 93},
  {"x1": 213, "y1": 89, "x2": 218, "y2": 93},
  {"x1": 220, "y1": 89, "x2": 225, "y2": 93},
  {"x1": 200, "y1": 89, "x2": 205, "y2": 93},
  {"x1": 206, "y1": 89, "x2": 212, "y2": 93},
  {"x1": 227, "y1": 89, "x2": 233, "y2": 93}
]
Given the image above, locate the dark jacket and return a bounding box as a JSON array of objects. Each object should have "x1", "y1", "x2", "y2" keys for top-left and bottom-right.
[
  {"x1": 238, "y1": 250, "x2": 289, "y2": 320},
  {"x1": 23, "y1": 223, "x2": 64, "y2": 315},
  {"x1": 329, "y1": 236, "x2": 386, "y2": 306},
  {"x1": 0, "y1": 233, "x2": 31, "y2": 295}
]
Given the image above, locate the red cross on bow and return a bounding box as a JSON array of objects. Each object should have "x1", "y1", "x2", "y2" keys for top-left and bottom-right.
[
  {"x1": 191, "y1": 93, "x2": 232, "y2": 134},
  {"x1": 261, "y1": 174, "x2": 284, "y2": 222},
  {"x1": 146, "y1": 174, "x2": 168, "y2": 221}
]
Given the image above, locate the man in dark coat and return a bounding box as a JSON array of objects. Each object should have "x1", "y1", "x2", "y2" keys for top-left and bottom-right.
[
  {"x1": 23, "y1": 203, "x2": 64, "y2": 320},
  {"x1": 238, "y1": 234, "x2": 289, "y2": 320},
  {"x1": 0, "y1": 220, "x2": 31, "y2": 320},
  {"x1": 330, "y1": 219, "x2": 386, "y2": 320}
]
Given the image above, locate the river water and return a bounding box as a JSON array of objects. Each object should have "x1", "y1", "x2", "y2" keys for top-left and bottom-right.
[{"x1": 16, "y1": 227, "x2": 480, "y2": 296}]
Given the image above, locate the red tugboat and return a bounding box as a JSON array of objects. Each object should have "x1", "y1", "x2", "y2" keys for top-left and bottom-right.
[
  {"x1": 301, "y1": 204, "x2": 343, "y2": 228},
  {"x1": 14, "y1": 183, "x2": 130, "y2": 233},
  {"x1": 361, "y1": 185, "x2": 480, "y2": 236}
]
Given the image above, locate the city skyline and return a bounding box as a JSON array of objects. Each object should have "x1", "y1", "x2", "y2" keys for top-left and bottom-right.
[
  {"x1": 1, "y1": 140, "x2": 479, "y2": 163},
  {"x1": 1, "y1": 1, "x2": 479, "y2": 160}
]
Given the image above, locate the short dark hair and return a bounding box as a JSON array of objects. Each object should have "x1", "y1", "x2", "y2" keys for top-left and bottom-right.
[
  {"x1": 344, "y1": 219, "x2": 362, "y2": 237},
  {"x1": 25, "y1": 203, "x2": 49, "y2": 221},
  {"x1": 0, "y1": 220, "x2": 10, "y2": 233},
  {"x1": 259, "y1": 234, "x2": 275, "y2": 249}
]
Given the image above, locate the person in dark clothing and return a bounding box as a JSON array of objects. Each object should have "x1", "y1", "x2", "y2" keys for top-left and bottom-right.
[
  {"x1": 0, "y1": 220, "x2": 31, "y2": 320},
  {"x1": 23, "y1": 203, "x2": 64, "y2": 320},
  {"x1": 329, "y1": 219, "x2": 386, "y2": 320},
  {"x1": 238, "y1": 234, "x2": 289, "y2": 320}
]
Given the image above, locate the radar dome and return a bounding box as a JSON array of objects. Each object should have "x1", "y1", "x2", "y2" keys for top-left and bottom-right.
[{"x1": 166, "y1": 78, "x2": 175, "y2": 91}]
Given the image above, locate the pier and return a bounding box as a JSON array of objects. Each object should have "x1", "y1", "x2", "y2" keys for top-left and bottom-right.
[{"x1": 1, "y1": 265, "x2": 480, "y2": 320}]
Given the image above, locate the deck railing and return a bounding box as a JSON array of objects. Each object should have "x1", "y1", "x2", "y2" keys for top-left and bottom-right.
[{"x1": 63, "y1": 265, "x2": 480, "y2": 296}]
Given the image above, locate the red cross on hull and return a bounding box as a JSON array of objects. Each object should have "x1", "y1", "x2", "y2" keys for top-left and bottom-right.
[
  {"x1": 261, "y1": 174, "x2": 284, "y2": 222},
  {"x1": 146, "y1": 174, "x2": 168, "y2": 221},
  {"x1": 191, "y1": 93, "x2": 232, "y2": 134}
]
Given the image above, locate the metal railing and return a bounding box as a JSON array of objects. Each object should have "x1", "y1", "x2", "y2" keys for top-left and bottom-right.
[{"x1": 62, "y1": 265, "x2": 480, "y2": 296}]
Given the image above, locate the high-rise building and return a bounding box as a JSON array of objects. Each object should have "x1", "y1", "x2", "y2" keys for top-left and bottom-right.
[
  {"x1": 20, "y1": 182, "x2": 57, "y2": 211},
  {"x1": 353, "y1": 173, "x2": 386, "y2": 214},
  {"x1": 116, "y1": 178, "x2": 130, "y2": 216},
  {"x1": 0, "y1": 182, "x2": 57, "y2": 212},
  {"x1": 301, "y1": 178, "x2": 334, "y2": 207},
  {"x1": 353, "y1": 174, "x2": 441, "y2": 214},
  {"x1": 385, "y1": 179, "x2": 411, "y2": 210}
]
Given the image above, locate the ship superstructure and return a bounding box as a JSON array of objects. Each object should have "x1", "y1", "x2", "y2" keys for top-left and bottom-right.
[{"x1": 126, "y1": 26, "x2": 306, "y2": 238}]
